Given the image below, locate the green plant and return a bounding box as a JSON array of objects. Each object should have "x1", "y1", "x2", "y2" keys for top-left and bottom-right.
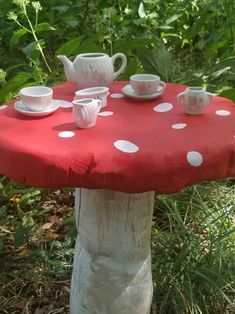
[
  {"x1": 8, "y1": 0, "x2": 52, "y2": 73},
  {"x1": 1, "y1": 0, "x2": 235, "y2": 103},
  {"x1": 152, "y1": 182, "x2": 235, "y2": 314},
  {"x1": 0, "y1": 0, "x2": 56, "y2": 102}
]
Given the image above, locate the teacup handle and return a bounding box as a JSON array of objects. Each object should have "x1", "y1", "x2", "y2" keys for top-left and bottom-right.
[
  {"x1": 207, "y1": 92, "x2": 214, "y2": 104},
  {"x1": 177, "y1": 92, "x2": 185, "y2": 103},
  {"x1": 159, "y1": 81, "x2": 166, "y2": 90},
  {"x1": 111, "y1": 53, "x2": 127, "y2": 80}
]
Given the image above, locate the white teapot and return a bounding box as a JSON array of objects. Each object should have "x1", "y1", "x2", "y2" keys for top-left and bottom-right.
[
  {"x1": 72, "y1": 98, "x2": 102, "y2": 129},
  {"x1": 58, "y1": 52, "x2": 127, "y2": 89}
]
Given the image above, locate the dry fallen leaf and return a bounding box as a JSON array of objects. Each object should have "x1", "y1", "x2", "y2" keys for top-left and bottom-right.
[
  {"x1": 10, "y1": 194, "x2": 21, "y2": 203},
  {"x1": 44, "y1": 231, "x2": 60, "y2": 240},
  {"x1": 41, "y1": 222, "x2": 54, "y2": 230},
  {"x1": 14, "y1": 299, "x2": 27, "y2": 309}
]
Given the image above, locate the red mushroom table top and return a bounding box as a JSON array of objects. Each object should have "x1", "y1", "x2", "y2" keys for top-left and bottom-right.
[{"x1": 0, "y1": 81, "x2": 235, "y2": 194}]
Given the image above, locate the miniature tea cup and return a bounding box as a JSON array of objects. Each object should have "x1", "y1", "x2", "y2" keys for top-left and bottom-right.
[
  {"x1": 72, "y1": 98, "x2": 102, "y2": 129},
  {"x1": 177, "y1": 87, "x2": 214, "y2": 115},
  {"x1": 75, "y1": 86, "x2": 109, "y2": 108},
  {"x1": 20, "y1": 86, "x2": 53, "y2": 111},
  {"x1": 130, "y1": 74, "x2": 166, "y2": 95}
]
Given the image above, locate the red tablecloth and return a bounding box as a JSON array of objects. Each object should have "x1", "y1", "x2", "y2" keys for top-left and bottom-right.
[{"x1": 0, "y1": 81, "x2": 235, "y2": 193}]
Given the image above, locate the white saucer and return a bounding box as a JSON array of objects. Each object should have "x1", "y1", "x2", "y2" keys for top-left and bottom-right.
[
  {"x1": 14, "y1": 99, "x2": 63, "y2": 117},
  {"x1": 122, "y1": 83, "x2": 165, "y2": 100}
]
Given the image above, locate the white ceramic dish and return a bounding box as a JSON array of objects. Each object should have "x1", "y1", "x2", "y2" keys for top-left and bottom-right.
[
  {"x1": 75, "y1": 86, "x2": 110, "y2": 108},
  {"x1": 14, "y1": 99, "x2": 60, "y2": 117},
  {"x1": 122, "y1": 83, "x2": 166, "y2": 100}
]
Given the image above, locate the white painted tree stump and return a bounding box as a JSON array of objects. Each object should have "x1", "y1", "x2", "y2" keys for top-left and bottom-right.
[{"x1": 70, "y1": 188, "x2": 155, "y2": 314}]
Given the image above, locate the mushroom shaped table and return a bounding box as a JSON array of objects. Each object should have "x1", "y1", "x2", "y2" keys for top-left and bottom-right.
[{"x1": 0, "y1": 81, "x2": 235, "y2": 314}]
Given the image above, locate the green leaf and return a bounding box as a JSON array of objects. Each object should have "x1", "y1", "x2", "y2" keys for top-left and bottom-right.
[
  {"x1": 22, "y1": 41, "x2": 39, "y2": 58},
  {"x1": 6, "y1": 63, "x2": 29, "y2": 73},
  {"x1": 52, "y1": 5, "x2": 69, "y2": 13},
  {"x1": 158, "y1": 25, "x2": 174, "y2": 30},
  {"x1": 74, "y1": 43, "x2": 102, "y2": 54},
  {"x1": 114, "y1": 38, "x2": 154, "y2": 54},
  {"x1": 62, "y1": 212, "x2": 75, "y2": 225},
  {"x1": 219, "y1": 88, "x2": 235, "y2": 102},
  {"x1": 14, "y1": 223, "x2": 30, "y2": 246},
  {"x1": 161, "y1": 32, "x2": 180, "y2": 38},
  {"x1": 0, "y1": 206, "x2": 6, "y2": 216},
  {"x1": 211, "y1": 66, "x2": 231, "y2": 79},
  {"x1": 6, "y1": 187, "x2": 39, "y2": 196},
  {"x1": 10, "y1": 28, "x2": 29, "y2": 46},
  {"x1": 138, "y1": 2, "x2": 147, "y2": 18},
  {"x1": 19, "y1": 190, "x2": 41, "y2": 206},
  {"x1": 0, "y1": 218, "x2": 8, "y2": 226},
  {"x1": 177, "y1": 69, "x2": 204, "y2": 86},
  {"x1": 0, "y1": 72, "x2": 32, "y2": 102},
  {"x1": 136, "y1": 43, "x2": 178, "y2": 82},
  {"x1": 214, "y1": 57, "x2": 235, "y2": 72},
  {"x1": 119, "y1": 57, "x2": 138, "y2": 80},
  {"x1": 0, "y1": 240, "x2": 4, "y2": 252},
  {"x1": 17, "y1": 206, "x2": 25, "y2": 219},
  {"x1": 64, "y1": 19, "x2": 79, "y2": 28},
  {"x1": 30, "y1": 248, "x2": 48, "y2": 259},
  {"x1": 165, "y1": 14, "x2": 182, "y2": 25},
  {"x1": 36, "y1": 22, "x2": 56, "y2": 32},
  {"x1": 184, "y1": 17, "x2": 205, "y2": 40},
  {"x1": 56, "y1": 37, "x2": 84, "y2": 56}
]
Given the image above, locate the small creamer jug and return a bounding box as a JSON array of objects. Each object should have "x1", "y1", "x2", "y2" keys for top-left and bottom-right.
[{"x1": 72, "y1": 98, "x2": 102, "y2": 129}]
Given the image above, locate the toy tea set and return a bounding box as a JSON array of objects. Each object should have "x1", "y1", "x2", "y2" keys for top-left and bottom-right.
[{"x1": 14, "y1": 52, "x2": 214, "y2": 128}]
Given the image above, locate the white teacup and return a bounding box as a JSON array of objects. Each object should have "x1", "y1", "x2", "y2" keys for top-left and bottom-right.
[
  {"x1": 72, "y1": 98, "x2": 102, "y2": 129},
  {"x1": 130, "y1": 74, "x2": 165, "y2": 95},
  {"x1": 177, "y1": 87, "x2": 214, "y2": 115},
  {"x1": 20, "y1": 86, "x2": 53, "y2": 111},
  {"x1": 75, "y1": 86, "x2": 109, "y2": 108}
]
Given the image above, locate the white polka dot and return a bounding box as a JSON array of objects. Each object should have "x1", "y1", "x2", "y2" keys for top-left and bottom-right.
[
  {"x1": 0, "y1": 105, "x2": 7, "y2": 110},
  {"x1": 98, "y1": 111, "x2": 114, "y2": 116},
  {"x1": 172, "y1": 123, "x2": 187, "y2": 129},
  {"x1": 114, "y1": 140, "x2": 139, "y2": 153},
  {"x1": 58, "y1": 131, "x2": 75, "y2": 138},
  {"x1": 153, "y1": 103, "x2": 173, "y2": 112},
  {"x1": 215, "y1": 110, "x2": 230, "y2": 116},
  {"x1": 187, "y1": 151, "x2": 203, "y2": 167},
  {"x1": 110, "y1": 93, "x2": 124, "y2": 99}
]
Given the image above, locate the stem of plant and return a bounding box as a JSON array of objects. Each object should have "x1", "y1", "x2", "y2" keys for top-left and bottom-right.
[
  {"x1": 31, "y1": 60, "x2": 45, "y2": 85},
  {"x1": 15, "y1": 20, "x2": 30, "y2": 33},
  {"x1": 108, "y1": 15, "x2": 113, "y2": 56},
  {"x1": 35, "y1": 10, "x2": 38, "y2": 29},
  {"x1": 25, "y1": 13, "x2": 52, "y2": 73}
]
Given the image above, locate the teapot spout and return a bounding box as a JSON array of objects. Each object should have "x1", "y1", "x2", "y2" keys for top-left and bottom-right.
[{"x1": 57, "y1": 55, "x2": 77, "y2": 85}]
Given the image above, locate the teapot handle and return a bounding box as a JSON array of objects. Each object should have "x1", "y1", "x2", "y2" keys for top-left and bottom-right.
[{"x1": 111, "y1": 53, "x2": 127, "y2": 80}]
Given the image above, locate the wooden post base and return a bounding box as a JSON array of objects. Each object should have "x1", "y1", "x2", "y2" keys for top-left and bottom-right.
[{"x1": 70, "y1": 188, "x2": 155, "y2": 314}]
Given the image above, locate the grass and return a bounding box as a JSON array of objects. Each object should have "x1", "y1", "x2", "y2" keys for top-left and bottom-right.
[
  {"x1": 152, "y1": 182, "x2": 235, "y2": 314},
  {"x1": 0, "y1": 176, "x2": 235, "y2": 313}
]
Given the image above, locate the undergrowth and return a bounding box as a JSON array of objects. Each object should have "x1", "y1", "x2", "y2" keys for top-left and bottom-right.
[
  {"x1": 0, "y1": 177, "x2": 235, "y2": 313},
  {"x1": 152, "y1": 181, "x2": 235, "y2": 314}
]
